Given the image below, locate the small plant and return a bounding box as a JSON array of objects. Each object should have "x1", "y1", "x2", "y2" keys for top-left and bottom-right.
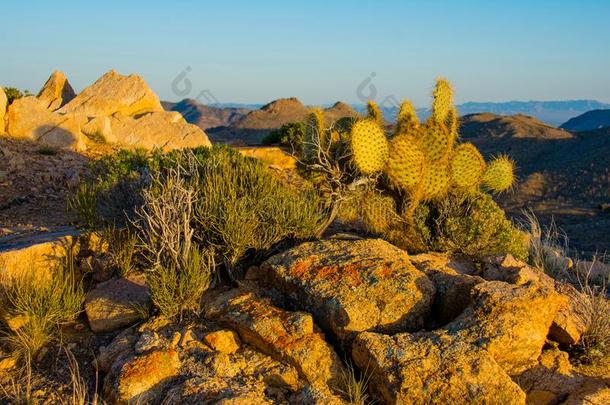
[
  {"x1": 0, "y1": 251, "x2": 85, "y2": 362},
  {"x1": 102, "y1": 226, "x2": 139, "y2": 277},
  {"x1": 338, "y1": 361, "x2": 376, "y2": 405},
  {"x1": 3, "y1": 87, "x2": 31, "y2": 105},
  {"x1": 575, "y1": 282, "x2": 610, "y2": 364},
  {"x1": 262, "y1": 121, "x2": 306, "y2": 152},
  {"x1": 147, "y1": 245, "x2": 214, "y2": 319}
]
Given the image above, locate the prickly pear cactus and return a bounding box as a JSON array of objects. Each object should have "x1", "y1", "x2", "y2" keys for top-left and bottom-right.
[
  {"x1": 483, "y1": 155, "x2": 515, "y2": 192},
  {"x1": 396, "y1": 99, "x2": 419, "y2": 135},
  {"x1": 366, "y1": 100, "x2": 384, "y2": 127},
  {"x1": 421, "y1": 162, "x2": 450, "y2": 201},
  {"x1": 350, "y1": 119, "x2": 389, "y2": 175},
  {"x1": 419, "y1": 122, "x2": 451, "y2": 162},
  {"x1": 431, "y1": 78, "x2": 453, "y2": 124},
  {"x1": 386, "y1": 134, "x2": 426, "y2": 191},
  {"x1": 450, "y1": 143, "x2": 486, "y2": 190}
]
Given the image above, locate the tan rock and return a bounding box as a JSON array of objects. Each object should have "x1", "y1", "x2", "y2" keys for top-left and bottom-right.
[
  {"x1": 6, "y1": 96, "x2": 86, "y2": 150},
  {"x1": 549, "y1": 282, "x2": 588, "y2": 345},
  {"x1": 203, "y1": 330, "x2": 240, "y2": 354},
  {"x1": 0, "y1": 86, "x2": 7, "y2": 134},
  {"x1": 37, "y1": 70, "x2": 76, "y2": 110},
  {"x1": 0, "y1": 228, "x2": 79, "y2": 281},
  {"x1": 105, "y1": 348, "x2": 181, "y2": 404},
  {"x1": 97, "y1": 327, "x2": 138, "y2": 373},
  {"x1": 447, "y1": 280, "x2": 565, "y2": 373},
  {"x1": 352, "y1": 331, "x2": 526, "y2": 405},
  {"x1": 260, "y1": 239, "x2": 435, "y2": 342},
  {"x1": 563, "y1": 380, "x2": 610, "y2": 405},
  {"x1": 59, "y1": 70, "x2": 163, "y2": 118},
  {"x1": 411, "y1": 253, "x2": 484, "y2": 325},
  {"x1": 85, "y1": 275, "x2": 150, "y2": 332},
  {"x1": 204, "y1": 288, "x2": 344, "y2": 390},
  {"x1": 109, "y1": 111, "x2": 211, "y2": 150},
  {"x1": 237, "y1": 146, "x2": 297, "y2": 169},
  {"x1": 82, "y1": 116, "x2": 116, "y2": 143}
]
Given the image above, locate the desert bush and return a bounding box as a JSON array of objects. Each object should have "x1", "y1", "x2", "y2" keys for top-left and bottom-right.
[
  {"x1": 0, "y1": 252, "x2": 85, "y2": 361},
  {"x1": 191, "y1": 146, "x2": 324, "y2": 275},
  {"x1": 3, "y1": 87, "x2": 31, "y2": 105},
  {"x1": 147, "y1": 245, "x2": 214, "y2": 319},
  {"x1": 262, "y1": 121, "x2": 306, "y2": 152},
  {"x1": 68, "y1": 148, "x2": 155, "y2": 228},
  {"x1": 574, "y1": 282, "x2": 610, "y2": 364},
  {"x1": 101, "y1": 226, "x2": 140, "y2": 277},
  {"x1": 430, "y1": 192, "x2": 529, "y2": 260}
]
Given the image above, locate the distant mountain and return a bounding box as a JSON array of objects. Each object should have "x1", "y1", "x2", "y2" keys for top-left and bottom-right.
[
  {"x1": 560, "y1": 109, "x2": 610, "y2": 132},
  {"x1": 353, "y1": 99, "x2": 610, "y2": 126},
  {"x1": 163, "y1": 99, "x2": 251, "y2": 130},
  {"x1": 460, "y1": 113, "x2": 610, "y2": 255},
  {"x1": 460, "y1": 113, "x2": 572, "y2": 141}
]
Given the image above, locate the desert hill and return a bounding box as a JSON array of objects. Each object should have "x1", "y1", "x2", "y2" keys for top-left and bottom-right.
[
  {"x1": 560, "y1": 109, "x2": 610, "y2": 132},
  {"x1": 461, "y1": 113, "x2": 610, "y2": 255},
  {"x1": 164, "y1": 98, "x2": 251, "y2": 130}
]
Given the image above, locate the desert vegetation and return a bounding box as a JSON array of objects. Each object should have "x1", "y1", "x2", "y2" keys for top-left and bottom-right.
[{"x1": 1, "y1": 76, "x2": 608, "y2": 404}]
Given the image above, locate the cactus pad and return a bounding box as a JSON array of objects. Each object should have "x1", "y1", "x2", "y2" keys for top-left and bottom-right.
[
  {"x1": 483, "y1": 155, "x2": 515, "y2": 192},
  {"x1": 419, "y1": 122, "x2": 451, "y2": 162},
  {"x1": 421, "y1": 161, "x2": 450, "y2": 200},
  {"x1": 450, "y1": 143, "x2": 486, "y2": 190},
  {"x1": 396, "y1": 99, "x2": 419, "y2": 134},
  {"x1": 385, "y1": 134, "x2": 425, "y2": 191},
  {"x1": 432, "y1": 78, "x2": 453, "y2": 124},
  {"x1": 350, "y1": 119, "x2": 389, "y2": 174}
]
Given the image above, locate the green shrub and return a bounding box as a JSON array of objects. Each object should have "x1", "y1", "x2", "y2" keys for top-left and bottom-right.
[
  {"x1": 429, "y1": 192, "x2": 528, "y2": 260},
  {"x1": 1, "y1": 252, "x2": 85, "y2": 361},
  {"x1": 262, "y1": 122, "x2": 306, "y2": 152},
  {"x1": 68, "y1": 148, "x2": 156, "y2": 228},
  {"x1": 191, "y1": 146, "x2": 324, "y2": 275},
  {"x1": 3, "y1": 87, "x2": 31, "y2": 105},
  {"x1": 147, "y1": 245, "x2": 214, "y2": 319}
]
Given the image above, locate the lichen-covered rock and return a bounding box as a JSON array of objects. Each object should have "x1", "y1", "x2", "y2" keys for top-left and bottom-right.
[
  {"x1": 410, "y1": 253, "x2": 484, "y2": 325},
  {"x1": 109, "y1": 111, "x2": 211, "y2": 150},
  {"x1": 481, "y1": 254, "x2": 588, "y2": 346},
  {"x1": 58, "y1": 70, "x2": 163, "y2": 117},
  {"x1": 104, "y1": 348, "x2": 180, "y2": 404},
  {"x1": 36, "y1": 70, "x2": 76, "y2": 110},
  {"x1": 352, "y1": 331, "x2": 526, "y2": 405},
  {"x1": 204, "y1": 288, "x2": 344, "y2": 391},
  {"x1": 85, "y1": 275, "x2": 150, "y2": 332},
  {"x1": 446, "y1": 280, "x2": 565, "y2": 373},
  {"x1": 6, "y1": 96, "x2": 86, "y2": 150},
  {"x1": 260, "y1": 239, "x2": 435, "y2": 342}
]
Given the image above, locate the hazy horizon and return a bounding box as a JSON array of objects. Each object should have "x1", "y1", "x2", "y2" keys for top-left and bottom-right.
[{"x1": 2, "y1": 1, "x2": 610, "y2": 106}]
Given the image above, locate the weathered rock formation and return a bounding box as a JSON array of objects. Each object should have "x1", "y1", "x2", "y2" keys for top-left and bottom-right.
[
  {"x1": 36, "y1": 70, "x2": 76, "y2": 110},
  {"x1": 0, "y1": 86, "x2": 7, "y2": 135}
]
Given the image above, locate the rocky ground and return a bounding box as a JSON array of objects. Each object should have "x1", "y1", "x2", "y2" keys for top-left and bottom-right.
[{"x1": 1, "y1": 234, "x2": 609, "y2": 404}]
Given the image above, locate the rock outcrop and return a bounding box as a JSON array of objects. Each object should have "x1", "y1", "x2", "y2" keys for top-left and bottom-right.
[
  {"x1": 58, "y1": 70, "x2": 163, "y2": 118},
  {"x1": 36, "y1": 71, "x2": 76, "y2": 110},
  {"x1": 6, "y1": 96, "x2": 86, "y2": 150},
  {"x1": 109, "y1": 111, "x2": 211, "y2": 150},
  {"x1": 204, "y1": 288, "x2": 344, "y2": 392},
  {"x1": 352, "y1": 331, "x2": 526, "y2": 404},
  {"x1": 0, "y1": 86, "x2": 7, "y2": 134},
  {"x1": 260, "y1": 238, "x2": 435, "y2": 343}
]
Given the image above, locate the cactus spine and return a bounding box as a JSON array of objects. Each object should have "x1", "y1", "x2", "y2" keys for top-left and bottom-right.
[{"x1": 350, "y1": 119, "x2": 389, "y2": 175}]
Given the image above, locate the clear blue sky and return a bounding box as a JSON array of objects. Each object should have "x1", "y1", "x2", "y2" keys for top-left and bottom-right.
[{"x1": 1, "y1": 0, "x2": 609, "y2": 106}]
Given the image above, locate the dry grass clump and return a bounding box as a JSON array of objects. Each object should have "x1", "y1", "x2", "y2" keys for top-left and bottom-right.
[
  {"x1": 338, "y1": 361, "x2": 376, "y2": 405},
  {"x1": 522, "y1": 211, "x2": 610, "y2": 364},
  {"x1": 0, "y1": 252, "x2": 85, "y2": 362}
]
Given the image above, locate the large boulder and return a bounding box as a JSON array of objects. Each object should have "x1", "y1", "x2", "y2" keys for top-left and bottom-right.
[
  {"x1": 37, "y1": 70, "x2": 76, "y2": 110},
  {"x1": 204, "y1": 288, "x2": 344, "y2": 392},
  {"x1": 59, "y1": 70, "x2": 163, "y2": 118},
  {"x1": 6, "y1": 96, "x2": 86, "y2": 150},
  {"x1": 85, "y1": 275, "x2": 151, "y2": 333},
  {"x1": 446, "y1": 280, "x2": 565, "y2": 373},
  {"x1": 352, "y1": 331, "x2": 526, "y2": 405},
  {"x1": 109, "y1": 111, "x2": 211, "y2": 150},
  {"x1": 0, "y1": 86, "x2": 7, "y2": 134},
  {"x1": 260, "y1": 238, "x2": 435, "y2": 342}
]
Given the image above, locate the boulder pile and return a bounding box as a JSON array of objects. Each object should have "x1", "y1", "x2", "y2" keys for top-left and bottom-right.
[{"x1": 1, "y1": 70, "x2": 211, "y2": 151}]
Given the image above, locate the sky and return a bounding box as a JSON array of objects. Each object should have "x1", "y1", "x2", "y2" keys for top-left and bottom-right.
[{"x1": 1, "y1": 0, "x2": 610, "y2": 107}]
